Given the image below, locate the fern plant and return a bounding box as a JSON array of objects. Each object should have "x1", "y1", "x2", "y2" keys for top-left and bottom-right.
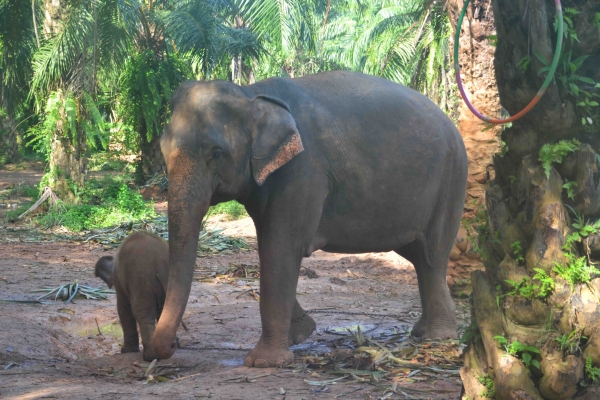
[
  {"x1": 538, "y1": 139, "x2": 580, "y2": 178},
  {"x1": 586, "y1": 356, "x2": 600, "y2": 381},
  {"x1": 26, "y1": 89, "x2": 108, "y2": 160},
  {"x1": 553, "y1": 253, "x2": 600, "y2": 289}
]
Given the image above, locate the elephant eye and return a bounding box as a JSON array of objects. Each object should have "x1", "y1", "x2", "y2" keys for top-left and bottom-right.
[{"x1": 212, "y1": 149, "x2": 223, "y2": 159}]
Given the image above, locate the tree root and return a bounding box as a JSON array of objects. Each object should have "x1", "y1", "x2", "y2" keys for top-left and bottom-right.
[
  {"x1": 539, "y1": 352, "x2": 583, "y2": 400},
  {"x1": 471, "y1": 271, "x2": 544, "y2": 399}
]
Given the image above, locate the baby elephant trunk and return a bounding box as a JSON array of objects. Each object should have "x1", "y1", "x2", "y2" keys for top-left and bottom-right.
[{"x1": 94, "y1": 256, "x2": 115, "y2": 288}]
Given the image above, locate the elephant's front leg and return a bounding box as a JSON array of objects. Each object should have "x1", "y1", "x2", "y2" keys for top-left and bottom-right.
[{"x1": 244, "y1": 237, "x2": 301, "y2": 368}]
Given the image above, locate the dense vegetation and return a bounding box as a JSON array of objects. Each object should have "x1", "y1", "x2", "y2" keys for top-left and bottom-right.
[{"x1": 0, "y1": 0, "x2": 455, "y2": 230}]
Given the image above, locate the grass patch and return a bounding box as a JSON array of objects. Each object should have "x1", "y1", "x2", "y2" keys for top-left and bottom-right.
[
  {"x1": 39, "y1": 181, "x2": 156, "y2": 231},
  {"x1": 208, "y1": 200, "x2": 247, "y2": 220},
  {"x1": 6, "y1": 175, "x2": 156, "y2": 231}
]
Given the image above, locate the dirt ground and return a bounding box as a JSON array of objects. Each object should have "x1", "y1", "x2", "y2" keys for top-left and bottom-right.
[{"x1": 0, "y1": 169, "x2": 468, "y2": 400}]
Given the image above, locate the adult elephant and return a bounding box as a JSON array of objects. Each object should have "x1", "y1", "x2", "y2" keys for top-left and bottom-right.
[{"x1": 154, "y1": 71, "x2": 468, "y2": 368}]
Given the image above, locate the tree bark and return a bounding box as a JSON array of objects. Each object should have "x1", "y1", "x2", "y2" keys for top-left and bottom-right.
[
  {"x1": 0, "y1": 109, "x2": 20, "y2": 164},
  {"x1": 137, "y1": 125, "x2": 166, "y2": 184},
  {"x1": 445, "y1": 0, "x2": 503, "y2": 294},
  {"x1": 460, "y1": 0, "x2": 600, "y2": 398},
  {"x1": 43, "y1": 0, "x2": 87, "y2": 199}
]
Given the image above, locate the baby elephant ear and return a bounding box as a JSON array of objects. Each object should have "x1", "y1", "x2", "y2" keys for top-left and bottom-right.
[{"x1": 249, "y1": 95, "x2": 304, "y2": 186}]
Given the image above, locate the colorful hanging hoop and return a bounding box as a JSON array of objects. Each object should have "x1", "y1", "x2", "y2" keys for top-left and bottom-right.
[{"x1": 454, "y1": 0, "x2": 564, "y2": 124}]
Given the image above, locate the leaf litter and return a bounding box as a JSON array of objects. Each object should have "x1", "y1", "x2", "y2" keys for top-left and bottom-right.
[
  {"x1": 33, "y1": 280, "x2": 114, "y2": 302},
  {"x1": 2, "y1": 216, "x2": 251, "y2": 256},
  {"x1": 291, "y1": 325, "x2": 463, "y2": 397}
]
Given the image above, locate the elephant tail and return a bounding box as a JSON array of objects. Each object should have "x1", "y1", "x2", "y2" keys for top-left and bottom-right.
[{"x1": 94, "y1": 256, "x2": 115, "y2": 288}]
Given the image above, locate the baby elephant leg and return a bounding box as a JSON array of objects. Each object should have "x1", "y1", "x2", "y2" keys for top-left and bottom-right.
[{"x1": 116, "y1": 288, "x2": 140, "y2": 353}]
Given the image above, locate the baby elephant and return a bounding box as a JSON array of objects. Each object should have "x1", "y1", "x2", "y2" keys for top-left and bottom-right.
[{"x1": 95, "y1": 231, "x2": 171, "y2": 361}]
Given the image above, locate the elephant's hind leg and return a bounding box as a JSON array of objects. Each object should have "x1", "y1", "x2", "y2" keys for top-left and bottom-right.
[
  {"x1": 289, "y1": 300, "x2": 316, "y2": 345},
  {"x1": 396, "y1": 237, "x2": 457, "y2": 339}
]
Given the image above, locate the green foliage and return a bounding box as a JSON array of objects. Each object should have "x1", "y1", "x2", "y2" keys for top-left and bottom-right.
[
  {"x1": 510, "y1": 240, "x2": 524, "y2": 264},
  {"x1": 563, "y1": 179, "x2": 578, "y2": 200},
  {"x1": 555, "y1": 328, "x2": 585, "y2": 355},
  {"x1": 555, "y1": 8, "x2": 580, "y2": 44},
  {"x1": 586, "y1": 356, "x2": 600, "y2": 381},
  {"x1": 536, "y1": 45, "x2": 599, "y2": 126},
  {"x1": 594, "y1": 13, "x2": 600, "y2": 28},
  {"x1": 119, "y1": 50, "x2": 191, "y2": 148},
  {"x1": 477, "y1": 375, "x2": 495, "y2": 398},
  {"x1": 538, "y1": 139, "x2": 580, "y2": 179},
  {"x1": 207, "y1": 201, "x2": 248, "y2": 220},
  {"x1": 517, "y1": 55, "x2": 531, "y2": 72},
  {"x1": 38, "y1": 177, "x2": 156, "y2": 231},
  {"x1": 563, "y1": 210, "x2": 600, "y2": 251},
  {"x1": 26, "y1": 90, "x2": 108, "y2": 160},
  {"x1": 499, "y1": 269, "x2": 554, "y2": 306},
  {"x1": 532, "y1": 268, "x2": 556, "y2": 298},
  {"x1": 494, "y1": 335, "x2": 541, "y2": 371},
  {"x1": 504, "y1": 270, "x2": 555, "y2": 301},
  {"x1": 553, "y1": 253, "x2": 600, "y2": 289}
]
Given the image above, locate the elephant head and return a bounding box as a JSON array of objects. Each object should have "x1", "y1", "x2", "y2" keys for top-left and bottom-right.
[{"x1": 153, "y1": 81, "x2": 304, "y2": 359}]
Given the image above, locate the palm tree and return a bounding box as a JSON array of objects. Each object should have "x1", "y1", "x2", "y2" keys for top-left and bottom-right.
[
  {"x1": 0, "y1": 0, "x2": 38, "y2": 163},
  {"x1": 27, "y1": 0, "x2": 261, "y2": 192},
  {"x1": 28, "y1": 0, "x2": 133, "y2": 197},
  {"x1": 321, "y1": 0, "x2": 453, "y2": 111},
  {"x1": 211, "y1": 0, "x2": 329, "y2": 82}
]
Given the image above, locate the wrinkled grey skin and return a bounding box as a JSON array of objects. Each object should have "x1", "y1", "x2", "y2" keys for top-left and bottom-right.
[
  {"x1": 95, "y1": 231, "x2": 169, "y2": 361},
  {"x1": 154, "y1": 71, "x2": 468, "y2": 367}
]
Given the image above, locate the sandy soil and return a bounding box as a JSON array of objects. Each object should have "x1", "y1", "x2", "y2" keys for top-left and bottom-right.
[{"x1": 0, "y1": 170, "x2": 468, "y2": 400}]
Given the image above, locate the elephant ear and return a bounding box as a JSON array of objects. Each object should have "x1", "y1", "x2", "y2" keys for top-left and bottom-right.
[
  {"x1": 94, "y1": 256, "x2": 115, "y2": 289},
  {"x1": 248, "y1": 95, "x2": 304, "y2": 186}
]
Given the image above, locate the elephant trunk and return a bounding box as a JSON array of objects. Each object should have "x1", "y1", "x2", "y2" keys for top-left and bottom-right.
[{"x1": 153, "y1": 175, "x2": 209, "y2": 359}]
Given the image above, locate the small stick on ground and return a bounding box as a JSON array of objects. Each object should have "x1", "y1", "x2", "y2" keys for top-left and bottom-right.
[{"x1": 95, "y1": 318, "x2": 103, "y2": 337}]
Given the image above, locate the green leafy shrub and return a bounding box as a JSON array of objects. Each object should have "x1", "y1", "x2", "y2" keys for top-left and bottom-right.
[
  {"x1": 208, "y1": 201, "x2": 248, "y2": 220},
  {"x1": 38, "y1": 177, "x2": 156, "y2": 231}
]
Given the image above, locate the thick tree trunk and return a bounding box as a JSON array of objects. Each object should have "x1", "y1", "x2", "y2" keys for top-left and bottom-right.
[
  {"x1": 43, "y1": 0, "x2": 87, "y2": 199},
  {"x1": 138, "y1": 129, "x2": 166, "y2": 183},
  {"x1": 1, "y1": 66, "x2": 21, "y2": 164},
  {"x1": 0, "y1": 113, "x2": 20, "y2": 165},
  {"x1": 460, "y1": 0, "x2": 600, "y2": 399},
  {"x1": 136, "y1": 114, "x2": 166, "y2": 184},
  {"x1": 446, "y1": 0, "x2": 503, "y2": 292}
]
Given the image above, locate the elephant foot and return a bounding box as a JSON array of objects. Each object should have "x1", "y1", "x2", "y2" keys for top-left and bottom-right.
[
  {"x1": 422, "y1": 323, "x2": 457, "y2": 340},
  {"x1": 411, "y1": 315, "x2": 427, "y2": 338},
  {"x1": 244, "y1": 341, "x2": 294, "y2": 368},
  {"x1": 289, "y1": 312, "x2": 316, "y2": 345},
  {"x1": 411, "y1": 316, "x2": 457, "y2": 340},
  {"x1": 121, "y1": 344, "x2": 140, "y2": 353}
]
